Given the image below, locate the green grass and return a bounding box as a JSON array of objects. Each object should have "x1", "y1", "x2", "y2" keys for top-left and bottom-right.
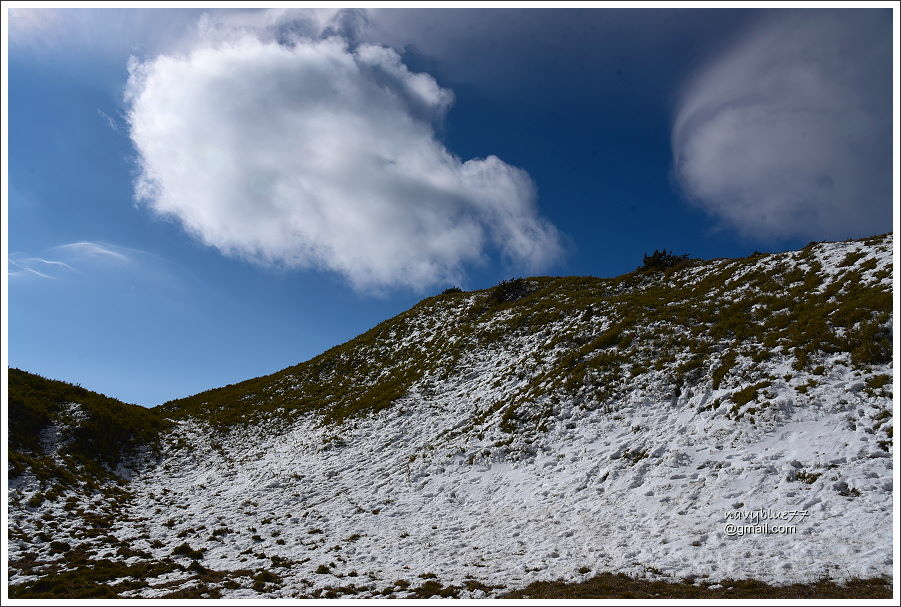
[
  {"x1": 138, "y1": 234, "x2": 891, "y2": 438},
  {"x1": 8, "y1": 550, "x2": 181, "y2": 599},
  {"x1": 8, "y1": 368, "x2": 171, "y2": 483},
  {"x1": 7, "y1": 235, "x2": 893, "y2": 600}
]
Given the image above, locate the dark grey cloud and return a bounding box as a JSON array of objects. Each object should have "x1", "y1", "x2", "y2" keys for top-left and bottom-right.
[
  {"x1": 364, "y1": 8, "x2": 759, "y2": 101},
  {"x1": 672, "y1": 10, "x2": 892, "y2": 241}
]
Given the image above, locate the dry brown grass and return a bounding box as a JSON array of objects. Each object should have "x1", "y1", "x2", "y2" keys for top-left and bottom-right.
[{"x1": 502, "y1": 572, "x2": 892, "y2": 599}]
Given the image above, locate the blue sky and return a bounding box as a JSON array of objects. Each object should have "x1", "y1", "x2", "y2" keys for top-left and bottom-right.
[{"x1": 6, "y1": 7, "x2": 894, "y2": 406}]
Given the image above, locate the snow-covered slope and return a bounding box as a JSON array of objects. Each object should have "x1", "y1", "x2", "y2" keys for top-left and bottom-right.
[{"x1": 7, "y1": 234, "x2": 894, "y2": 598}]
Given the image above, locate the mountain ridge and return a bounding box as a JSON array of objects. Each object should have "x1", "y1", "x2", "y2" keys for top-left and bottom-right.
[{"x1": 7, "y1": 233, "x2": 894, "y2": 598}]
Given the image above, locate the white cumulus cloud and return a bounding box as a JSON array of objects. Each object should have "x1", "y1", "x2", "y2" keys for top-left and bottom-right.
[
  {"x1": 672, "y1": 11, "x2": 892, "y2": 241},
  {"x1": 125, "y1": 30, "x2": 561, "y2": 290}
]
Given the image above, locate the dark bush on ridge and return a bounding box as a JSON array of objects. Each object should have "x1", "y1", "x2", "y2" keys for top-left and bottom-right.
[
  {"x1": 490, "y1": 278, "x2": 532, "y2": 304},
  {"x1": 640, "y1": 249, "x2": 690, "y2": 272}
]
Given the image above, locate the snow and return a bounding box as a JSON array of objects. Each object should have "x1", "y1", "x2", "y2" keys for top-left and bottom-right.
[
  {"x1": 7, "y1": 236, "x2": 894, "y2": 598},
  {"x1": 100, "y1": 369, "x2": 891, "y2": 599}
]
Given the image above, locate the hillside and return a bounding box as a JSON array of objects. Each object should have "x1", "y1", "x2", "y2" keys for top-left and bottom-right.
[{"x1": 7, "y1": 234, "x2": 894, "y2": 598}]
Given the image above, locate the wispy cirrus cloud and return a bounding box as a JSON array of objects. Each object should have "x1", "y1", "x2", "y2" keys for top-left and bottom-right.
[
  {"x1": 9, "y1": 241, "x2": 135, "y2": 280},
  {"x1": 97, "y1": 108, "x2": 120, "y2": 132},
  {"x1": 8, "y1": 258, "x2": 70, "y2": 279},
  {"x1": 125, "y1": 10, "x2": 562, "y2": 292},
  {"x1": 54, "y1": 241, "x2": 132, "y2": 263}
]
